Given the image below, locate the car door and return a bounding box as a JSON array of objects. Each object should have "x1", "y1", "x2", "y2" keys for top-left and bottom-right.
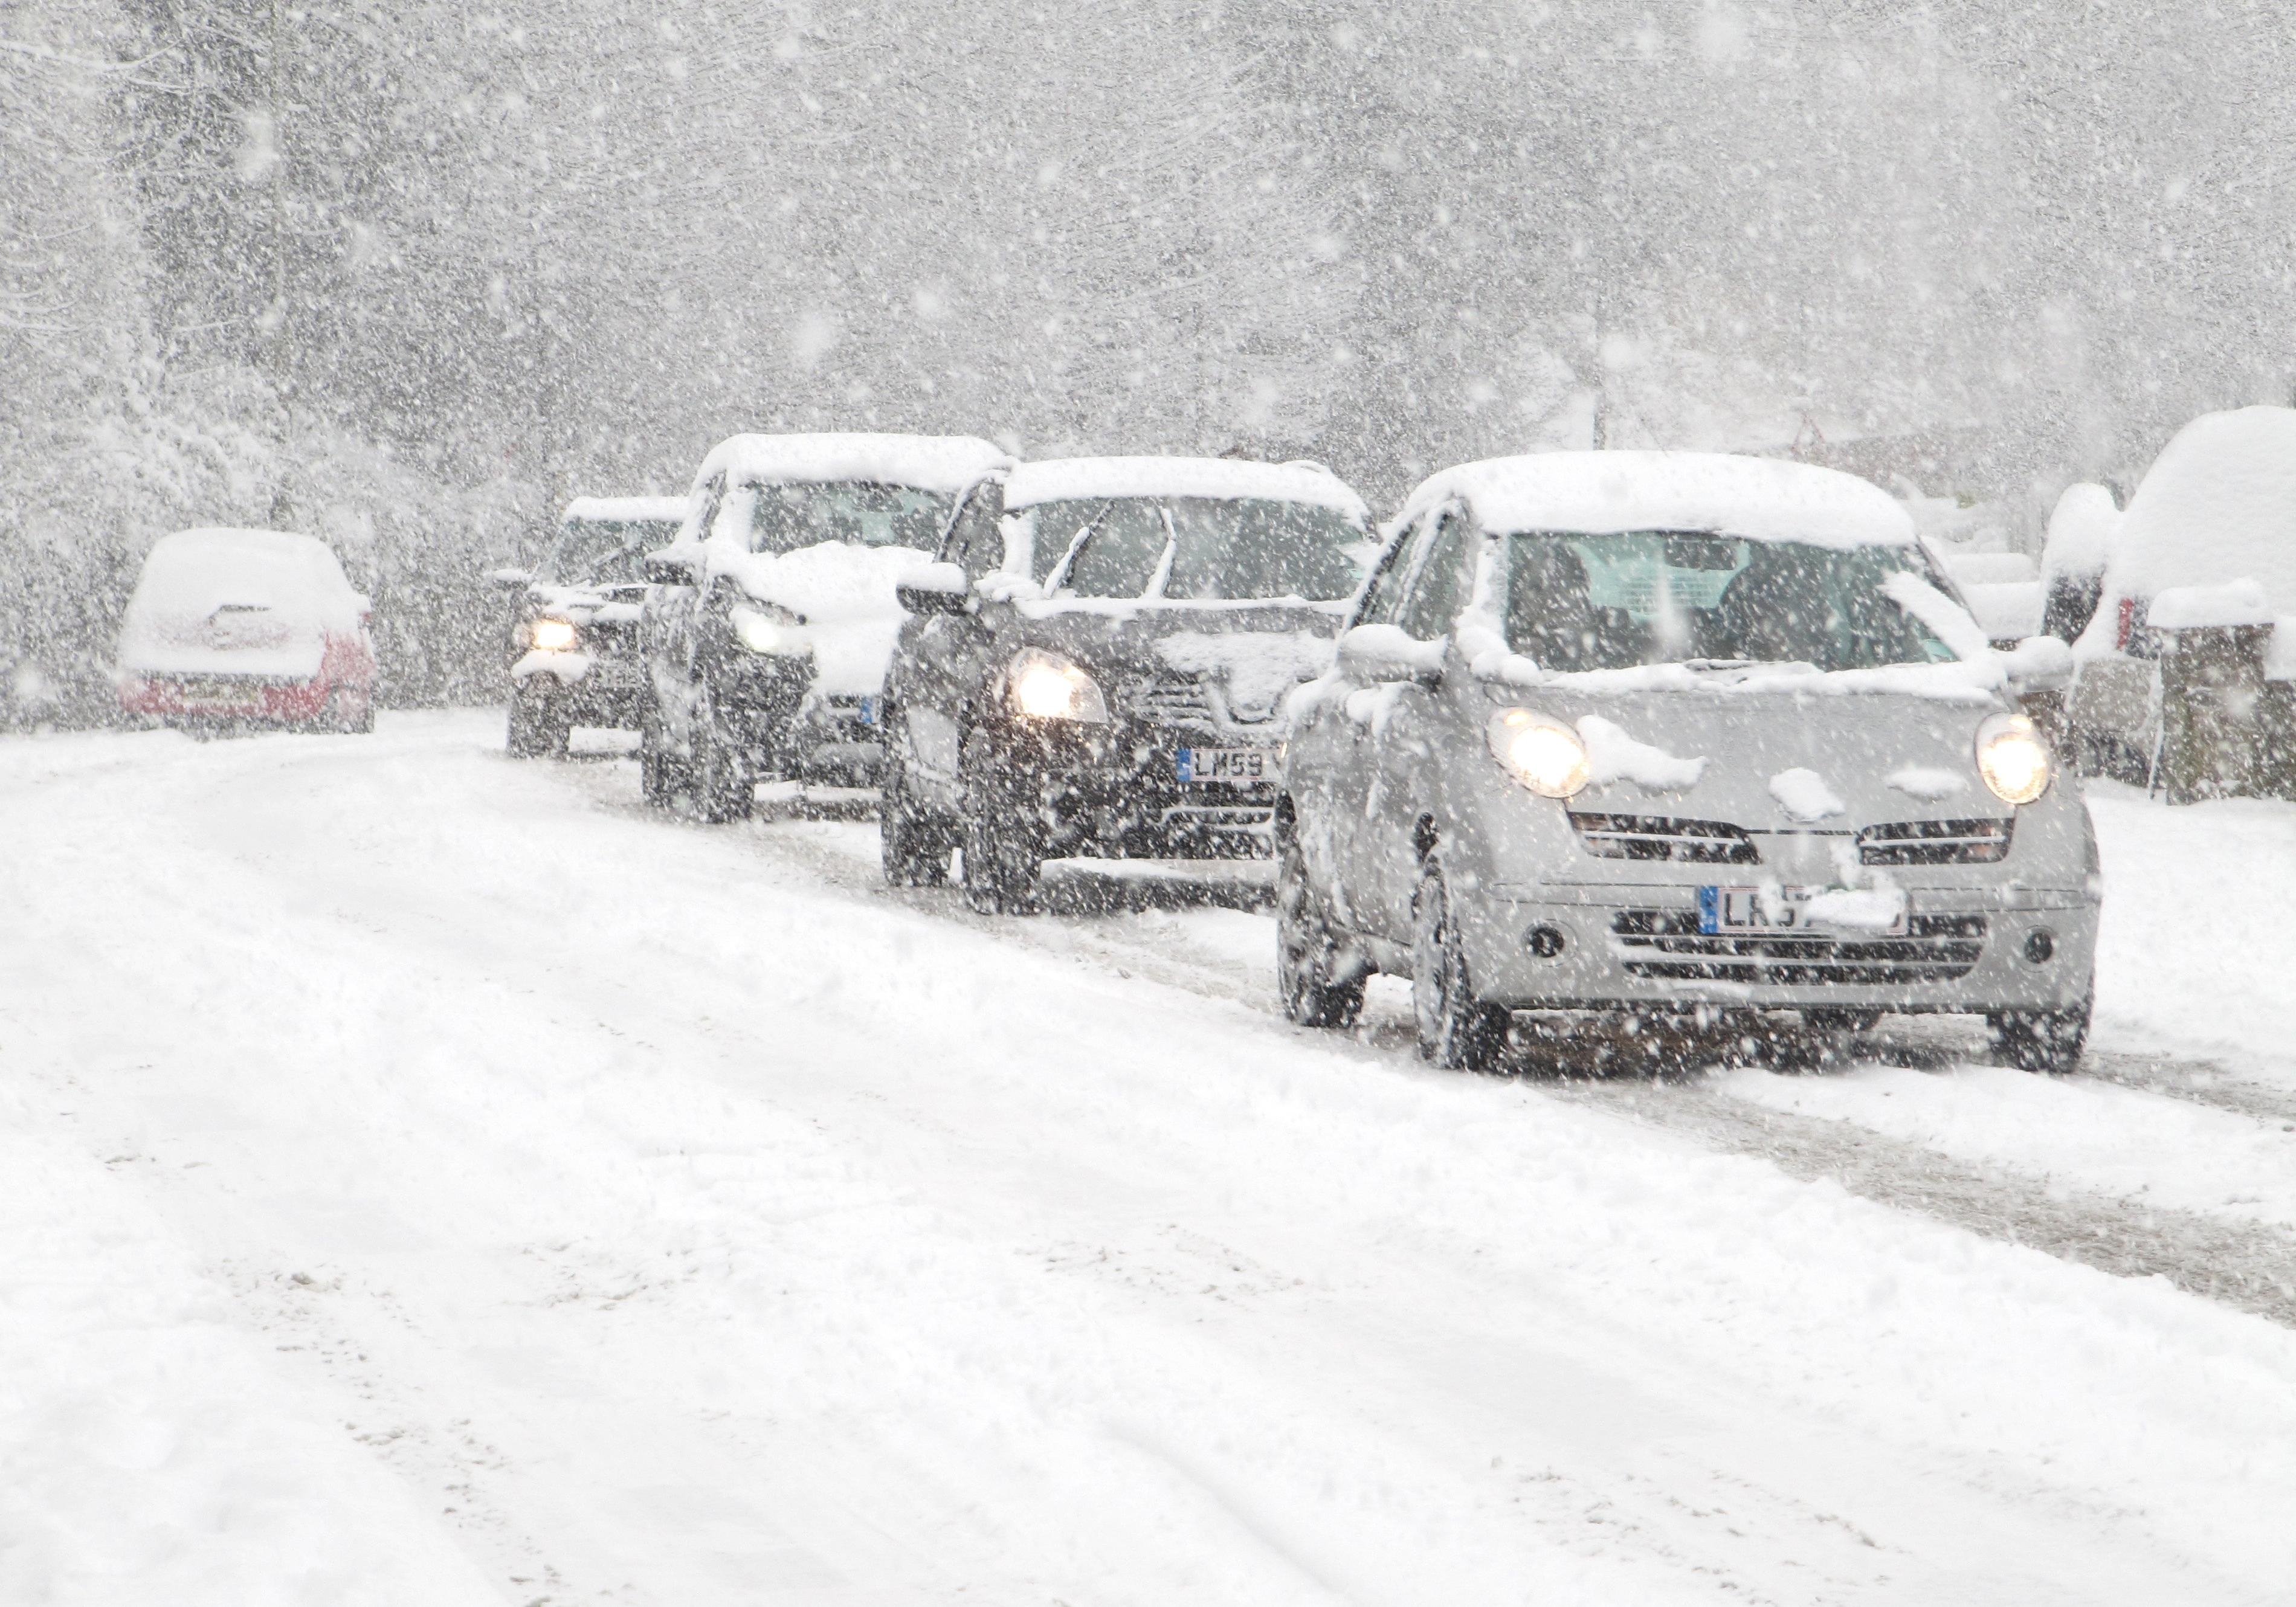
[
  {"x1": 1311, "y1": 515, "x2": 1434, "y2": 932},
  {"x1": 892, "y1": 475, "x2": 1006, "y2": 809},
  {"x1": 1347, "y1": 506, "x2": 1474, "y2": 941}
]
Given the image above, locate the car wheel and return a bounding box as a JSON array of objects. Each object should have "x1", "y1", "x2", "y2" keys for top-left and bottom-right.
[
  {"x1": 880, "y1": 721, "x2": 952, "y2": 887},
  {"x1": 507, "y1": 691, "x2": 568, "y2": 758},
  {"x1": 689, "y1": 688, "x2": 753, "y2": 823},
  {"x1": 1411, "y1": 859, "x2": 1510, "y2": 1071},
  {"x1": 1275, "y1": 832, "x2": 1362, "y2": 1028},
  {"x1": 639, "y1": 703, "x2": 685, "y2": 808},
  {"x1": 959, "y1": 736, "x2": 1042, "y2": 915},
  {"x1": 1989, "y1": 980, "x2": 2092, "y2": 1074}
]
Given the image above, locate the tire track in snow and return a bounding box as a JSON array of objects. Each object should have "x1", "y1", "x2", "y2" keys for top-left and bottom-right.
[{"x1": 578, "y1": 764, "x2": 2296, "y2": 1330}]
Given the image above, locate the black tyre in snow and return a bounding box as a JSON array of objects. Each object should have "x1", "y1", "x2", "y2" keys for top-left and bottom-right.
[
  {"x1": 1275, "y1": 833, "x2": 1362, "y2": 1028},
  {"x1": 688, "y1": 689, "x2": 753, "y2": 823},
  {"x1": 879, "y1": 717, "x2": 953, "y2": 887},
  {"x1": 638, "y1": 706, "x2": 685, "y2": 809},
  {"x1": 1990, "y1": 981, "x2": 2093, "y2": 1074},
  {"x1": 506, "y1": 691, "x2": 569, "y2": 758},
  {"x1": 1411, "y1": 860, "x2": 1511, "y2": 1071},
  {"x1": 959, "y1": 735, "x2": 1043, "y2": 914}
]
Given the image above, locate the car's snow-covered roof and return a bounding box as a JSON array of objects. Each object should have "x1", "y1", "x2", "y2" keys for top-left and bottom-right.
[
  {"x1": 1396, "y1": 450, "x2": 1917, "y2": 548},
  {"x1": 695, "y1": 433, "x2": 1013, "y2": 495},
  {"x1": 2105, "y1": 407, "x2": 2296, "y2": 613},
  {"x1": 146, "y1": 526, "x2": 344, "y2": 568},
  {"x1": 561, "y1": 495, "x2": 686, "y2": 524},
  {"x1": 1002, "y1": 456, "x2": 1368, "y2": 520}
]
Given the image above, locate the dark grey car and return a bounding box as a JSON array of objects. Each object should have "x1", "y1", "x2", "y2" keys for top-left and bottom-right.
[
  {"x1": 1277, "y1": 451, "x2": 2098, "y2": 1074},
  {"x1": 500, "y1": 496, "x2": 686, "y2": 758},
  {"x1": 880, "y1": 457, "x2": 1373, "y2": 911}
]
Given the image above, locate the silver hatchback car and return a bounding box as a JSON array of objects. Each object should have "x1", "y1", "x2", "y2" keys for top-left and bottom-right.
[{"x1": 1277, "y1": 451, "x2": 2099, "y2": 1073}]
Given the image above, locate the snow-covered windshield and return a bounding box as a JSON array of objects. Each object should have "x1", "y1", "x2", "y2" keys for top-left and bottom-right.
[
  {"x1": 745, "y1": 481, "x2": 955, "y2": 555},
  {"x1": 547, "y1": 518, "x2": 682, "y2": 585},
  {"x1": 1031, "y1": 497, "x2": 1366, "y2": 601},
  {"x1": 1503, "y1": 532, "x2": 1957, "y2": 673}
]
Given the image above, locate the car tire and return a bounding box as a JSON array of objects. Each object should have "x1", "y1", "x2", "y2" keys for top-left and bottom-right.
[
  {"x1": 639, "y1": 704, "x2": 685, "y2": 808},
  {"x1": 880, "y1": 720, "x2": 953, "y2": 887},
  {"x1": 1989, "y1": 980, "x2": 2092, "y2": 1074},
  {"x1": 959, "y1": 734, "x2": 1043, "y2": 915},
  {"x1": 689, "y1": 686, "x2": 753, "y2": 823},
  {"x1": 507, "y1": 691, "x2": 568, "y2": 758},
  {"x1": 1276, "y1": 832, "x2": 1362, "y2": 1028},
  {"x1": 1411, "y1": 859, "x2": 1510, "y2": 1071}
]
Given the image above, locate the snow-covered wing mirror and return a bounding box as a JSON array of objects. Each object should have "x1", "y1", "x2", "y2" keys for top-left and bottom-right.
[
  {"x1": 488, "y1": 566, "x2": 532, "y2": 591},
  {"x1": 1335, "y1": 623, "x2": 1443, "y2": 688}
]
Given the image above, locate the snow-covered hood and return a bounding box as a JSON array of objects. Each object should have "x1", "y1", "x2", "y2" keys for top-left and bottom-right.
[
  {"x1": 1007, "y1": 602, "x2": 1345, "y2": 723},
  {"x1": 1494, "y1": 674, "x2": 2016, "y2": 829},
  {"x1": 715, "y1": 543, "x2": 930, "y2": 697},
  {"x1": 530, "y1": 581, "x2": 646, "y2": 626}
]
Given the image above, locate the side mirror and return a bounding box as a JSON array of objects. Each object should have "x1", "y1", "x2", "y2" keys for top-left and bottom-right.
[
  {"x1": 2002, "y1": 634, "x2": 2074, "y2": 694},
  {"x1": 488, "y1": 567, "x2": 532, "y2": 591},
  {"x1": 643, "y1": 549, "x2": 697, "y2": 587},
  {"x1": 896, "y1": 562, "x2": 973, "y2": 617},
  {"x1": 1336, "y1": 623, "x2": 1443, "y2": 688}
]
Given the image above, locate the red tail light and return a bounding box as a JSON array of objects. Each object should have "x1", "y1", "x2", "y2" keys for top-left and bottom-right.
[{"x1": 2117, "y1": 594, "x2": 2137, "y2": 649}]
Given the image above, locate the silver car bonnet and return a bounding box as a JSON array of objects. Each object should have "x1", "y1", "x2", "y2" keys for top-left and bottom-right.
[{"x1": 1488, "y1": 671, "x2": 2016, "y2": 830}]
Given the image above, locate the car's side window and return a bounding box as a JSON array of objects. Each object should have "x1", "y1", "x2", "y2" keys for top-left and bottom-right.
[
  {"x1": 1354, "y1": 521, "x2": 1427, "y2": 627},
  {"x1": 683, "y1": 474, "x2": 724, "y2": 549},
  {"x1": 1396, "y1": 511, "x2": 1470, "y2": 641},
  {"x1": 940, "y1": 480, "x2": 1007, "y2": 579}
]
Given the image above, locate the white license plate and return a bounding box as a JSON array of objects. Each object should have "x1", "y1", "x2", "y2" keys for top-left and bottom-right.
[
  {"x1": 1698, "y1": 886, "x2": 1907, "y2": 936},
  {"x1": 1175, "y1": 746, "x2": 1275, "y2": 785}
]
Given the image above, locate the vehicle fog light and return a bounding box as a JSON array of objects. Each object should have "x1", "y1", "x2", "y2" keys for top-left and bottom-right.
[
  {"x1": 1526, "y1": 924, "x2": 1567, "y2": 958},
  {"x1": 530, "y1": 617, "x2": 578, "y2": 652},
  {"x1": 2024, "y1": 928, "x2": 2056, "y2": 965}
]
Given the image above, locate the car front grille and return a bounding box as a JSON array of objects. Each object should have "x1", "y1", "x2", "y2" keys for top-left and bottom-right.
[
  {"x1": 1610, "y1": 910, "x2": 1987, "y2": 986},
  {"x1": 1128, "y1": 677, "x2": 1220, "y2": 729},
  {"x1": 1570, "y1": 813, "x2": 1761, "y2": 865},
  {"x1": 1856, "y1": 817, "x2": 2014, "y2": 865}
]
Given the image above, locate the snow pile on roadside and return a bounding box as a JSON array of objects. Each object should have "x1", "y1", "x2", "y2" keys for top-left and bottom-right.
[{"x1": 0, "y1": 1104, "x2": 497, "y2": 1606}]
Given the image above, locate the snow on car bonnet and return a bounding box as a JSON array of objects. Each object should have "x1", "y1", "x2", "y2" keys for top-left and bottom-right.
[
  {"x1": 691, "y1": 433, "x2": 1013, "y2": 499},
  {"x1": 1002, "y1": 456, "x2": 1367, "y2": 518},
  {"x1": 117, "y1": 528, "x2": 362, "y2": 679},
  {"x1": 2089, "y1": 406, "x2": 2296, "y2": 633},
  {"x1": 1397, "y1": 449, "x2": 1916, "y2": 549}
]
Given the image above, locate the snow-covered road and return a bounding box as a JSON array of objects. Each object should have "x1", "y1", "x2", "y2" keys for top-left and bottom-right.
[{"x1": 4, "y1": 711, "x2": 2294, "y2": 1606}]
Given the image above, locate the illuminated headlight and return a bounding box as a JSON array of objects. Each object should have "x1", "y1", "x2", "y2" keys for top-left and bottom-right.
[
  {"x1": 730, "y1": 602, "x2": 804, "y2": 655},
  {"x1": 1007, "y1": 648, "x2": 1109, "y2": 723},
  {"x1": 1976, "y1": 712, "x2": 2052, "y2": 805},
  {"x1": 530, "y1": 617, "x2": 578, "y2": 652},
  {"x1": 1487, "y1": 707, "x2": 1590, "y2": 799}
]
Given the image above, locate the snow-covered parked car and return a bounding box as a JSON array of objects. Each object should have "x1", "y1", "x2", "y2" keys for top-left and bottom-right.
[
  {"x1": 880, "y1": 456, "x2": 1374, "y2": 909},
  {"x1": 2066, "y1": 406, "x2": 2296, "y2": 800},
  {"x1": 117, "y1": 527, "x2": 376, "y2": 732},
  {"x1": 2039, "y1": 481, "x2": 2120, "y2": 645},
  {"x1": 638, "y1": 433, "x2": 1016, "y2": 819},
  {"x1": 498, "y1": 495, "x2": 686, "y2": 758},
  {"x1": 1275, "y1": 450, "x2": 2097, "y2": 1074}
]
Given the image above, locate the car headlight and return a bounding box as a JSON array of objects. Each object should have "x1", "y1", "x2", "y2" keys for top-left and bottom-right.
[
  {"x1": 530, "y1": 617, "x2": 578, "y2": 652},
  {"x1": 730, "y1": 602, "x2": 804, "y2": 655},
  {"x1": 1007, "y1": 648, "x2": 1110, "y2": 723},
  {"x1": 1487, "y1": 707, "x2": 1590, "y2": 799},
  {"x1": 1976, "y1": 712, "x2": 2052, "y2": 804}
]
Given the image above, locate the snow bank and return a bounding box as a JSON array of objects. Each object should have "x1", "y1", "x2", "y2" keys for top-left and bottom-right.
[
  {"x1": 1395, "y1": 450, "x2": 1917, "y2": 548},
  {"x1": 1576, "y1": 714, "x2": 1705, "y2": 791},
  {"x1": 1769, "y1": 766, "x2": 1846, "y2": 821},
  {"x1": 1002, "y1": 456, "x2": 1367, "y2": 517},
  {"x1": 561, "y1": 495, "x2": 687, "y2": 524},
  {"x1": 117, "y1": 529, "x2": 364, "y2": 680},
  {"x1": 692, "y1": 433, "x2": 1012, "y2": 497},
  {"x1": 1153, "y1": 630, "x2": 1335, "y2": 721},
  {"x1": 2092, "y1": 407, "x2": 2296, "y2": 642}
]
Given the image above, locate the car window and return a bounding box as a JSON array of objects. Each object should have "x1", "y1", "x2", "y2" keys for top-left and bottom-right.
[
  {"x1": 1396, "y1": 512, "x2": 1469, "y2": 641},
  {"x1": 940, "y1": 480, "x2": 1007, "y2": 579},
  {"x1": 1353, "y1": 523, "x2": 1425, "y2": 626},
  {"x1": 1059, "y1": 500, "x2": 1170, "y2": 595},
  {"x1": 685, "y1": 475, "x2": 724, "y2": 546},
  {"x1": 747, "y1": 481, "x2": 955, "y2": 554}
]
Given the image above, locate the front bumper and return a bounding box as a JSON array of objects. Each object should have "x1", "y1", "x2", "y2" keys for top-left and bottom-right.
[
  {"x1": 1458, "y1": 880, "x2": 2098, "y2": 1015},
  {"x1": 986, "y1": 719, "x2": 1281, "y2": 860}
]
